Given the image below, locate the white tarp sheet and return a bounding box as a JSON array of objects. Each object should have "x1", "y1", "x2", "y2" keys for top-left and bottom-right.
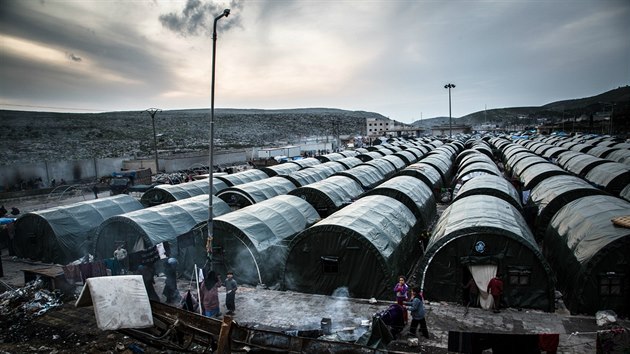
[{"x1": 75, "y1": 275, "x2": 153, "y2": 330}]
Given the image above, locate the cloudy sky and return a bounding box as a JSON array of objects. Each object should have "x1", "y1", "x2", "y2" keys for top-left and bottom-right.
[{"x1": 1, "y1": 0, "x2": 628, "y2": 123}]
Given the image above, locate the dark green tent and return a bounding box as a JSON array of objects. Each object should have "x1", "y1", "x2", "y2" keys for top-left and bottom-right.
[
  {"x1": 140, "y1": 178, "x2": 229, "y2": 206},
  {"x1": 544, "y1": 195, "x2": 630, "y2": 316},
  {"x1": 216, "y1": 169, "x2": 270, "y2": 187},
  {"x1": 519, "y1": 163, "x2": 569, "y2": 190},
  {"x1": 288, "y1": 175, "x2": 364, "y2": 217},
  {"x1": 560, "y1": 154, "x2": 608, "y2": 177},
  {"x1": 213, "y1": 195, "x2": 320, "y2": 287},
  {"x1": 453, "y1": 174, "x2": 522, "y2": 211},
  {"x1": 527, "y1": 175, "x2": 606, "y2": 241},
  {"x1": 334, "y1": 164, "x2": 387, "y2": 190},
  {"x1": 284, "y1": 195, "x2": 422, "y2": 299},
  {"x1": 93, "y1": 195, "x2": 230, "y2": 277},
  {"x1": 217, "y1": 176, "x2": 296, "y2": 208},
  {"x1": 14, "y1": 195, "x2": 144, "y2": 264},
  {"x1": 418, "y1": 195, "x2": 555, "y2": 312},
  {"x1": 397, "y1": 162, "x2": 444, "y2": 198},
  {"x1": 280, "y1": 162, "x2": 347, "y2": 187},
  {"x1": 584, "y1": 162, "x2": 630, "y2": 196},
  {"x1": 259, "y1": 163, "x2": 302, "y2": 177},
  {"x1": 362, "y1": 175, "x2": 436, "y2": 229}
]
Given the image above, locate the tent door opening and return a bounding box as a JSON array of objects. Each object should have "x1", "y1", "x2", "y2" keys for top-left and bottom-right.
[{"x1": 466, "y1": 263, "x2": 497, "y2": 310}]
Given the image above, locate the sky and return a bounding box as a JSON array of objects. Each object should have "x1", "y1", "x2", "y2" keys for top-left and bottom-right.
[{"x1": 1, "y1": 0, "x2": 629, "y2": 124}]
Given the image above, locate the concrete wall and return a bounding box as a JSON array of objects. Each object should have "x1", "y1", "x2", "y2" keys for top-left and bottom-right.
[
  {"x1": 0, "y1": 157, "x2": 128, "y2": 190},
  {"x1": 0, "y1": 150, "x2": 248, "y2": 191},
  {"x1": 122, "y1": 150, "x2": 248, "y2": 172}
]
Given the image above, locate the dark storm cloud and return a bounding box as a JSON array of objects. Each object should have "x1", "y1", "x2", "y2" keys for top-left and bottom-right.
[
  {"x1": 159, "y1": 0, "x2": 243, "y2": 36},
  {"x1": 0, "y1": 0, "x2": 177, "y2": 105}
]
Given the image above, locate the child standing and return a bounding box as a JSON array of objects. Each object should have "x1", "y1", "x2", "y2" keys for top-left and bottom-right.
[{"x1": 224, "y1": 271, "x2": 238, "y2": 315}]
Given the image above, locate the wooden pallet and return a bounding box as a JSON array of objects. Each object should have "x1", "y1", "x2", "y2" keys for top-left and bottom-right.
[{"x1": 611, "y1": 215, "x2": 630, "y2": 228}]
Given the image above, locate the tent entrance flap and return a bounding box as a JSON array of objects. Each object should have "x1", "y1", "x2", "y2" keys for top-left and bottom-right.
[{"x1": 469, "y1": 264, "x2": 497, "y2": 310}]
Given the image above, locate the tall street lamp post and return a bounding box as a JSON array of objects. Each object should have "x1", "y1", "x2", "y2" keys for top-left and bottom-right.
[
  {"x1": 444, "y1": 83, "x2": 455, "y2": 138},
  {"x1": 145, "y1": 108, "x2": 162, "y2": 173},
  {"x1": 207, "y1": 9, "x2": 230, "y2": 269}
]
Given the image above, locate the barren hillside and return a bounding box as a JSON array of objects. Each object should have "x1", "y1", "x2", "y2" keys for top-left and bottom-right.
[{"x1": 1, "y1": 108, "x2": 377, "y2": 166}]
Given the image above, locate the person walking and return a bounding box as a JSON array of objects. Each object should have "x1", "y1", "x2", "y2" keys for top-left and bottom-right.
[
  {"x1": 137, "y1": 264, "x2": 160, "y2": 302},
  {"x1": 487, "y1": 274, "x2": 504, "y2": 313},
  {"x1": 199, "y1": 270, "x2": 222, "y2": 317},
  {"x1": 162, "y1": 258, "x2": 181, "y2": 304},
  {"x1": 393, "y1": 275, "x2": 409, "y2": 324},
  {"x1": 405, "y1": 287, "x2": 429, "y2": 339},
  {"x1": 92, "y1": 184, "x2": 99, "y2": 199},
  {"x1": 224, "y1": 271, "x2": 238, "y2": 315}
]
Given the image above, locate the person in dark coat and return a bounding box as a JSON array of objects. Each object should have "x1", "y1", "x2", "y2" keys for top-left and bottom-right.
[
  {"x1": 138, "y1": 264, "x2": 160, "y2": 302},
  {"x1": 162, "y1": 258, "x2": 181, "y2": 304},
  {"x1": 224, "y1": 271, "x2": 238, "y2": 315}
]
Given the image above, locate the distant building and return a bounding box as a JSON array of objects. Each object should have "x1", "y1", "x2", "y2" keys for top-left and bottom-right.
[
  {"x1": 366, "y1": 117, "x2": 427, "y2": 140},
  {"x1": 366, "y1": 117, "x2": 393, "y2": 138}
]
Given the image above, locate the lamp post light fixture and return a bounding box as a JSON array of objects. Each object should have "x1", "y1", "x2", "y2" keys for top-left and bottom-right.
[
  {"x1": 207, "y1": 8, "x2": 230, "y2": 268},
  {"x1": 444, "y1": 83, "x2": 455, "y2": 138},
  {"x1": 144, "y1": 108, "x2": 162, "y2": 173}
]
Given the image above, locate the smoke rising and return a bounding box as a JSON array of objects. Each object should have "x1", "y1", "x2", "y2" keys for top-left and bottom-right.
[{"x1": 159, "y1": 0, "x2": 243, "y2": 37}]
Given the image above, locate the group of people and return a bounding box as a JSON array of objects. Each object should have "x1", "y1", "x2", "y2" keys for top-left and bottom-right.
[
  {"x1": 393, "y1": 276, "x2": 430, "y2": 339},
  {"x1": 116, "y1": 242, "x2": 238, "y2": 317},
  {"x1": 198, "y1": 270, "x2": 237, "y2": 317},
  {"x1": 390, "y1": 273, "x2": 504, "y2": 340}
]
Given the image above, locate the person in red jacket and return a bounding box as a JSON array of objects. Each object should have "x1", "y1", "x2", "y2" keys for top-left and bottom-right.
[{"x1": 487, "y1": 274, "x2": 504, "y2": 313}]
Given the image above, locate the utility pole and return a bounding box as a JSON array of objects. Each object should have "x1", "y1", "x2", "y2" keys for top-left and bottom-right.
[
  {"x1": 207, "y1": 8, "x2": 230, "y2": 270},
  {"x1": 444, "y1": 83, "x2": 456, "y2": 138},
  {"x1": 144, "y1": 108, "x2": 162, "y2": 173}
]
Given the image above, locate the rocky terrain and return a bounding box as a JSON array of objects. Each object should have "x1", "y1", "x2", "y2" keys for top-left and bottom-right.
[{"x1": 0, "y1": 108, "x2": 375, "y2": 166}]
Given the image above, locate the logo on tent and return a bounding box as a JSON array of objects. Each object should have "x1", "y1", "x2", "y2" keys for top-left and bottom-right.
[{"x1": 474, "y1": 241, "x2": 485, "y2": 254}]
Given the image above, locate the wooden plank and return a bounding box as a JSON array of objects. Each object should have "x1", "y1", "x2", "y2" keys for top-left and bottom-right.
[{"x1": 217, "y1": 315, "x2": 233, "y2": 354}]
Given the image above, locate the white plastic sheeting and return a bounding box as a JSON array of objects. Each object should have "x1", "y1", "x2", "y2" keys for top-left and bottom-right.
[{"x1": 75, "y1": 275, "x2": 153, "y2": 330}]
